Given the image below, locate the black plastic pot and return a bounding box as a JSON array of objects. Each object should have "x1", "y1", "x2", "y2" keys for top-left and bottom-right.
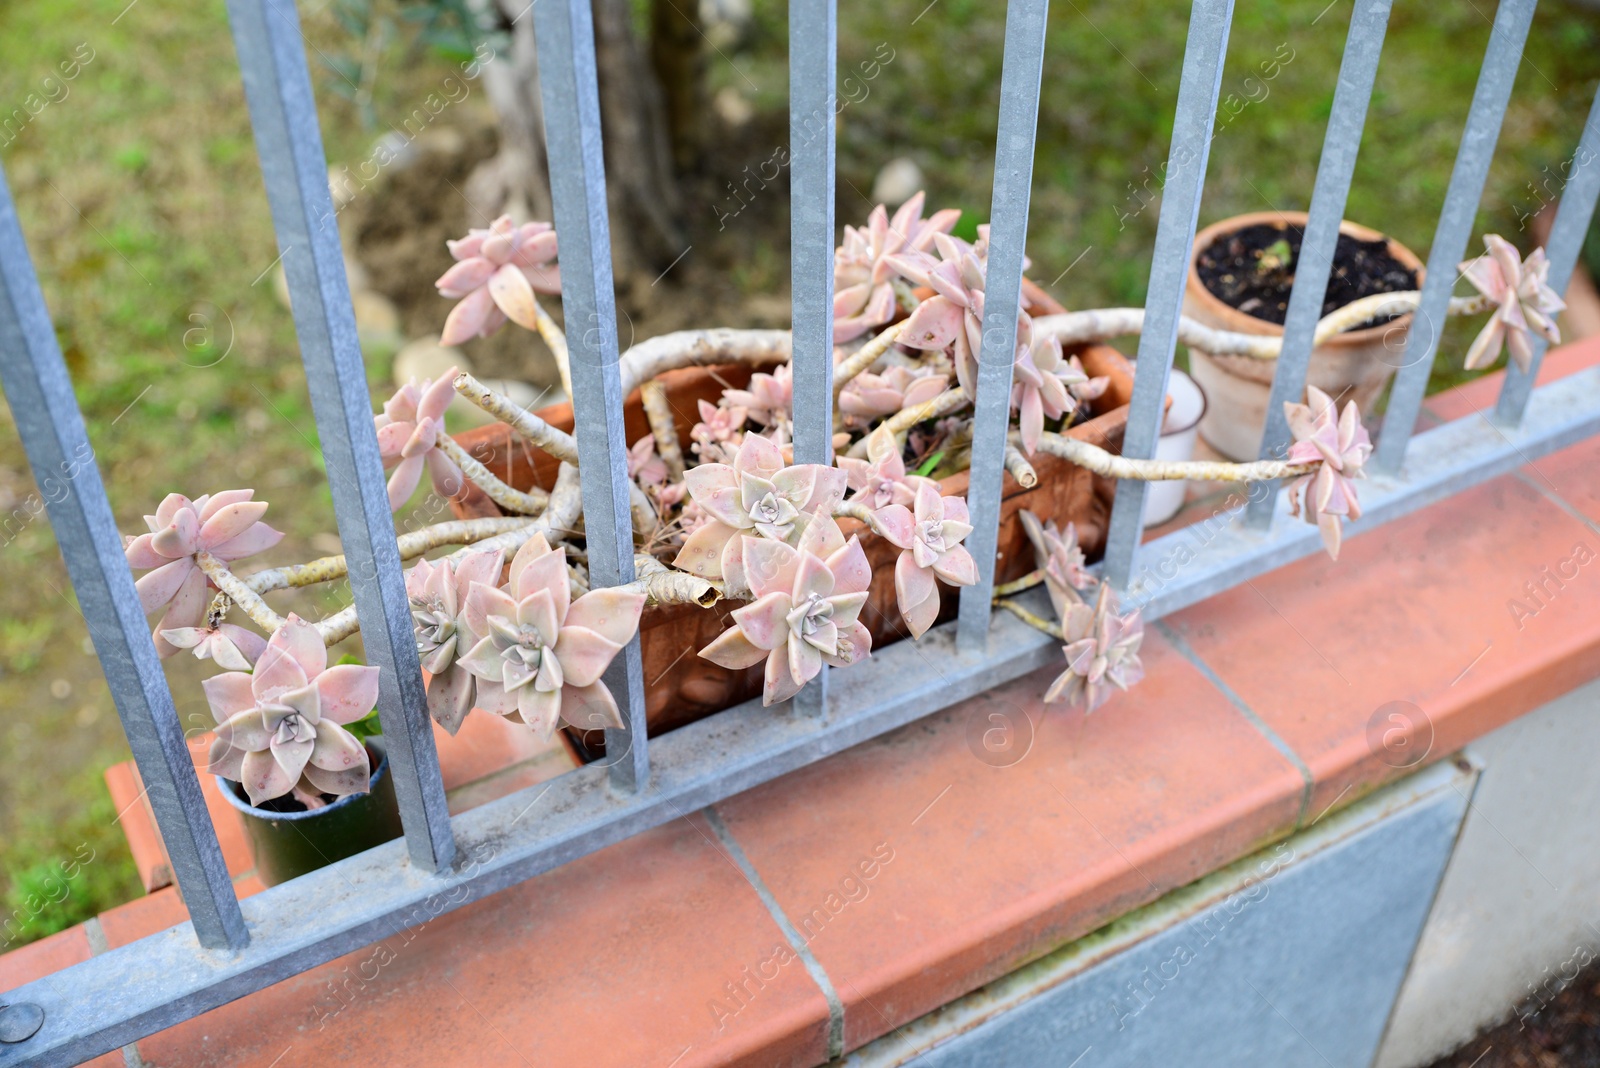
[{"x1": 216, "y1": 738, "x2": 404, "y2": 887}]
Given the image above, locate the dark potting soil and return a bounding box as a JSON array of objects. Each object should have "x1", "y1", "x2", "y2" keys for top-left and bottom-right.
[
  {"x1": 1195, "y1": 221, "x2": 1418, "y2": 329},
  {"x1": 249, "y1": 790, "x2": 340, "y2": 814}
]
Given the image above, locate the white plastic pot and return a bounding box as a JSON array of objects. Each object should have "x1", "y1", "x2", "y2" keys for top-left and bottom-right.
[{"x1": 1142, "y1": 369, "x2": 1206, "y2": 528}]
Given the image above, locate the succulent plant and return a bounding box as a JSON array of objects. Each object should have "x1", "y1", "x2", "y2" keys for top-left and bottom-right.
[
  {"x1": 627, "y1": 436, "x2": 669, "y2": 487},
  {"x1": 1018, "y1": 510, "x2": 1092, "y2": 623},
  {"x1": 1459, "y1": 234, "x2": 1565, "y2": 373},
  {"x1": 836, "y1": 425, "x2": 937, "y2": 511},
  {"x1": 1044, "y1": 583, "x2": 1144, "y2": 713},
  {"x1": 699, "y1": 514, "x2": 873, "y2": 704},
  {"x1": 873, "y1": 481, "x2": 978, "y2": 638},
  {"x1": 375, "y1": 370, "x2": 465, "y2": 512},
  {"x1": 437, "y1": 216, "x2": 562, "y2": 346},
  {"x1": 722, "y1": 365, "x2": 793, "y2": 429},
  {"x1": 161, "y1": 622, "x2": 267, "y2": 672},
  {"x1": 887, "y1": 233, "x2": 1032, "y2": 401},
  {"x1": 456, "y1": 534, "x2": 646, "y2": 739},
  {"x1": 833, "y1": 192, "x2": 961, "y2": 343},
  {"x1": 125, "y1": 490, "x2": 284, "y2": 658},
  {"x1": 672, "y1": 433, "x2": 846, "y2": 592},
  {"x1": 203, "y1": 615, "x2": 380, "y2": 806},
  {"x1": 405, "y1": 547, "x2": 506, "y2": 734},
  {"x1": 1012, "y1": 335, "x2": 1109, "y2": 456},
  {"x1": 837, "y1": 364, "x2": 949, "y2": 428},
  {"x1": 1284, "y1": 386, "x2": 1371, "y2": 561},
  {"x1": 690, "y1": 398, "x2": 749, "y2": 464}
]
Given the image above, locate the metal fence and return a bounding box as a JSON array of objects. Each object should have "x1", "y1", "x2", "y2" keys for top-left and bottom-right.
[{"x1": 0, "y1": 0, "x2": 1597, "y2": 1062}]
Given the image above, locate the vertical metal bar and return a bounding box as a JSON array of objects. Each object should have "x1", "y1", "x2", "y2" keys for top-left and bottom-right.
[
  {"x1": 1244, "y1": 0, "x2": 1394, "y2": 528},
  {"x1": 955, "y1": 0, "x2": 1051, "y2": 649},
  {"x1": 0, "y1": 165, "x2": 248, "y2": 950},
  {"x1": 789, "y1": 0, "x2": 837, "y2": 466},
  {"x1": 1374, "y1": 0, "x2": 1537, "y2": 472},
  {"x1": 531, "y1": 0, "x2": 649, "y2": 791},
  {"x1": 227, "y1": 0, "x2": 455, "y2": 872},
  {"x1": 1101, "y1": 0, "x2": 1236, "y2": 590},
  {"x1": 1495, "y1": 83, "x2": 1600, "y2": 425},
  {"x1": 788, "y1": 0, "x2": 837, "y2": 715}
]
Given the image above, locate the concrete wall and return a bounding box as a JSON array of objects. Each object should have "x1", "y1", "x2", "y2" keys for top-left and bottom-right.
[
  {"x1": 845, "y1": 761, "x2": 1473, "y2": 1068},
  {"x1": 1377, "y1": 675, "x2": 1600, "y2": 1068}
]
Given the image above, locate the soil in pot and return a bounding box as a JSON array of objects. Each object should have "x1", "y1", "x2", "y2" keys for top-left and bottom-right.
[
  {"x1": 1196, "y1": 222, "x2": 1419, "y2": 328},
  {"x1": 218, "y1": 740, "x2": 404, "y2": 887}
]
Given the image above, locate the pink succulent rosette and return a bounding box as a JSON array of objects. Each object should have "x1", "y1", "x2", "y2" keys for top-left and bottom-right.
[
  {"x1": 1283, "y1": 386, "x2": 1371, "y2": 560},
  {"x1": 407, "y1": 547, "x2": 506, "y2": 734},
  {"x1": 1011, "y1": 335, "x2": 1109, "y2": 456},
  {"x1": 125, "y1": 490, "x2": 284, "y2": 658},
  {"x1": 1459, "y1": 233, "x2": 1565, "y2": 373},
  {"x1": 721, "y1": 365, "x2": 793, "y2": 429},
  {"x1": 837, "y1": 364, "x2": 948, "y2": 429},
  {"x1": 161, "y1": 622, "x2": 267, "y2": 672},
  {"x1": 375, "y1": 370, "x2": 464, "y2": 512},
  {"x1": 873, "y1": 482, "x2": 978, "y2": 639},
  {"x1": 1044, "y1": 584, "x2": 1144, "y2": 713},
  {"x1": 671, "y1": 433, "x2": 847, "y2": 591},
  {"x1": 888, "y1": 233, "x2": 1033, "y2": 401},
  {"x1": 436, "y1": 215, "x2": 562, "y2": 346},
  {"x1": 699, "y1": 515, "x2": 873, "y2": 705},
  {"x1": 836, "y1": 425, "x2": 937, "y2": 511},
  {"x1": 203, "y1": 615, "x2": 379, "y2": 806},
  {"x1": 1018, "y1": 510, "x2": 1093, "y2": 623},
  {"x1": 689, "y1": 398, "x2": 748, "y2": 464},
  {"x1": 833, "y1": 191, "x2": 961, "y2": 343},
  {"x1": 456, "y1": 534, "x2": 646, "y2": 739}
]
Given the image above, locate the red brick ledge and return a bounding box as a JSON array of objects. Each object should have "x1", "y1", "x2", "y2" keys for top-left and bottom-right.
[{"x1": 4, "y1": 338, "x2": 1599, "y2": 1067}]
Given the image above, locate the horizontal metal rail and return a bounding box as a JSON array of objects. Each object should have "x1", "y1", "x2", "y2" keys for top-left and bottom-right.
[{"x1": 5, "y1": 361, "x2": 1598, "y2": 1065}]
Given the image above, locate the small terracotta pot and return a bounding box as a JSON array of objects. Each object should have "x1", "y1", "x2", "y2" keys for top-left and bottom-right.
[{"x1": 1183, "y1": 211, "x2": 1425, "y2": 460}]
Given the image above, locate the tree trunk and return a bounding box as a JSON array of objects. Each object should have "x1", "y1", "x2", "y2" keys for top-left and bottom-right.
[
  {"x1": 650, "y1": 0, "x2": 706, "y2": 171},
  {"x1": 465, "y1": 0, "x2": 685, "y2": 285}
]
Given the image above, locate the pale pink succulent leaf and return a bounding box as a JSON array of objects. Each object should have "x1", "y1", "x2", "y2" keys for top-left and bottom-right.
[
  {"x1": 672, "y1": 520, "x2": 738, "y2": 580},
  {"x1": 207, "y1": 522, "x2": 284, "y2": 561},
  {"x1": 932, "y1": 544, "x2": 979, "y2": 587},
  {"x1": 135, "y1": 558, "x2": 195, "y2": 614},
  {"x1": 563, "y1": 588, "x2": 646, "y2": 646},
  {"x1": 240, "y1": 749, "x2": 297, "y2": 808},
  {"x1": 560, "y1": 681, "x2": 623, "y2": 733},
  {"x1": 440, "y1": 286, "x2": 498, "y2": 346},
  {"x1": 202, "y1": 672, "x2": 258, "y2": 724},
  {"x1": 435, "y1": 257, "x2": 496, "y2": 298},
  {"x1": 733, "y1": 592, "x2": 793, "y2": 651},
  {"x1": 552, "y1": 625, "x2": 624, "y2": 688},
  {"x1": 313, "y1": 664, "x2": 380, "y2": 725},
  {"x1": 700, "y1": 625, "x2": 772, "y2": 670},
  {"x1": 487, "y1": 263, "x2": 541, "y2": 331}
]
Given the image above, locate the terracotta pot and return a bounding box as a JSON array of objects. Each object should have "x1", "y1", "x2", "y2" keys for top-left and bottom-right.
[
  {"x1": 448, "y1": 313, "x2": 1135, "y2": 740},
  {"x1": 1183, "y1": 211, "x2": 1425, "y2": 460}
]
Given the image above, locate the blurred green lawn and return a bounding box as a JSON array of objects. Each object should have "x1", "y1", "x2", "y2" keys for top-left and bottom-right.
[{"x1": 0, "y1": 0, "x2": 1593, "y2": 945}]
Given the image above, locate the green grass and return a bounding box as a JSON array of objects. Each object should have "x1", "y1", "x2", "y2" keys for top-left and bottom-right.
[
  {"x1": 0, "y1": 0, "x2": 1593, "y2": 947},
  {"x1": 731, "y1": 0, "x2": 1598, "y2": 383},
  {"x1": 0, "y1": 0, "x2": 462, "y2": 945}
]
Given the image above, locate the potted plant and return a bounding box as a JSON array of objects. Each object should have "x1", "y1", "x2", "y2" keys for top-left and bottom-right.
[
  {"x1": 124, "y1": 493, "x2": 402, "y2": 885},
  {"x1": 120, "y1": 194, "x2": 1562, "y2": 822},
  {"x1": 1182, "y1": 210, "x2": 1425, "y2": 460}
]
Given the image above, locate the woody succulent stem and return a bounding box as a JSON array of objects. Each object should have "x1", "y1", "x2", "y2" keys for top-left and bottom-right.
[{"x1": 1025, "y1": 431, "x2": 1320, "y2": 482}]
